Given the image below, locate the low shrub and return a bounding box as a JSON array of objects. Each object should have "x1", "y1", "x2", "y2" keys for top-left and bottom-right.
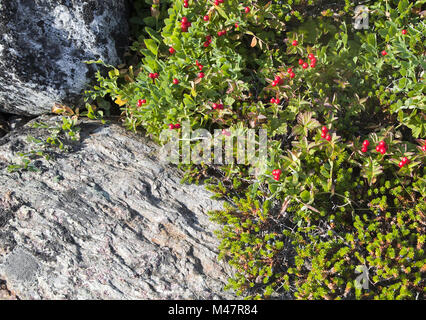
[{"x1": 86, "y1": 0, "x2": 425, "y2": 299}]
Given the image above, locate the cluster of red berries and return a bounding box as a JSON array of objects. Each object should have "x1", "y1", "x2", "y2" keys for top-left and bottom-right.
[
  {"x1": 272, "y1": 169, "x2": 282, "y2": 181},
  {"x1": 212, "y1": 103, "x2": 224, "y2": 110},
  {"x1": 137, "y1": 99, "x2": 146, "y2": 107},
  {"x1": 299, "y1": 53, "x2": 316, "y2": 69},
  {"x1": 272, "y1": 75, "x2": 284, "y2": 87},
  {"x1": 168, "y1": 123, "x2": 181, "y2": 130},
  {"x1": 361, "y1": 139, "x2": 370, "y2": 152},
  {"x1": 270, "y1": 98, "x2": 281, "y2": 104},
  {"x1": 181, "y1": 17, "x2": 191, "y2": 32},
  {"x1": 204, "y1": 35, "x2": 212, "y2": 47},
  {"x1": 196, "y1": 60, "x2": 204, "y2": 71},
  {"x1": 286, "y1": 67, "x2": 296, "y2": 79},
  {"x1": 217, "y1": 29, "x2": 227, "y2": 36},
  {"x1": 321, "y1": 126, "x2": 331, "y2": 141},
  {"x1": 214, "y1": 0, "x2": 224, "y2": 5},
  {"x1": 183, "y1": 0, "x2": 189, "y2": 8},
  {"x1": 375, "y1": 140, "x2": 387, "y2": 155},
  {"x1": 399, "y1": 156, "x2": 410, "y2": 168},
  {"x1": 149, "y1": 72, "x2": 159, "y2": 79}
]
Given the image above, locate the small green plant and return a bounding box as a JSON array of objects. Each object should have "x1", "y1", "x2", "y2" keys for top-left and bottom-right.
[{"x1": 7, "y1": 115, "x2": 80, "y2": 173}]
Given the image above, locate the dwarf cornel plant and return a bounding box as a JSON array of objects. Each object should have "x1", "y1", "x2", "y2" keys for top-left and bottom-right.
[{"x1": 86, "y1": 0, "x2": 425, "y2": 300}]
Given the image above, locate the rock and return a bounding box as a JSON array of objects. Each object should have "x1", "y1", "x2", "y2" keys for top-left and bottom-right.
[
  {"x1": 0, "y1": 0, "x2": 130, "y2": 116},
  {"x1": 0, "y1": 116, "x2": 235, "y2": 299}
]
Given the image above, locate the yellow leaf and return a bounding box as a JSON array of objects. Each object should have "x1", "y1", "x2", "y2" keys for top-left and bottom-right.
[
  {"x1": 251, "y1": 36, "x2": 257, "y2": 47},
  {"x1": 114, "y1": 96, "x2": 128, "y2": 106}
]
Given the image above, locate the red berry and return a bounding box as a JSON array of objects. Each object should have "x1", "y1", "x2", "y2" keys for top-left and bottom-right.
[
  {"x1": 198, "y1": 65, "x2": 204, "y2": 70},
  {"x1": 182, "y1": 17, "x2": 188, "y2": 24},
  {"x1": 310, "y1": 62, "x2": 316, "y2": 68},
  {"x1": 376, "y1": 145, "x2": 381, "y2": 152},
  {"x1": 399, "y1": 161, "x2": 404, "y2": 168},
  {"x1": 198, "y1": 72, "x2": 205, "y2": 78},
  {"x1": 302, "y1": 62, "x2": 309, "y2": 69},
  {"x1": 325, "y1": 134, "x2": 331, "y2": 141},
  {"x1": 401, "y1": 157, "x2": 409, "y2": 164},
  {"x1": 308, "y1": 53, "x2": 315, "y2": 60},
  {"x1": 289, "y1": 72, "x2": 295, "y2": 79},
  {"x1": 235, "y1": 23, "x2": 239, "y2": 28},
  {"x1": 169, "y1": 47, "x2": 175, "y2": 54},
  {"x1": 310, "y1": 57, "x2": 317, "y2": 64},
  {"x1": 381, "y1": 50, "x2": 387, "y2": 56},
  {"x1": 292, "y1": 40, "x2": 298, "y2": 46},
  {"x1": 173, "y1": 78, "x2": 179, "y2": 85},
  {"x1": 203, "y1": 41, "x2": 210, "y2": 47},
  {"x1": 287, "y1": 68, "x2": 293, "y2": 73},
  {"x1": 244, "y1": 7, "x2": 251, "y2": 14},
  {"x1": 274, "y1": 75, "x2": 281, "y2": 82},
  {"x1": 361, "y1": 146, "x2": 368, "y2": 153},
  {"x1": 378, "y1": 140, "x2": 386, "y2": 148},
  {"x1": 298, "y1": 59, "x2": 304, "y2": 65},
  {"x1": 321, "y1": 132, "x2": 327, "y2": 138},
  {"x1": 272, "y1": 169, "x2": 282, "y2": 176},
  {"x1": 214, "y1": 0, "x2": 220, "y2": 5},
  {"x1": 153, "y1": 73, "x2": 159, "y2": 78},
  {"x1": 270, "y1": 98, "x2": 276, "y2": 104},
  {"x1": 184, "y1": 1, "x2": 189, "y2": 8},
  {"x1": 168, "y1": 124, "x2": 175, "y2": 130},
  {"x1": 363, "y1": 139, "x2": 370, "y2": 147},
  {"x1": 275, "y1": 98, "x2": 281, "y2": 104},
  {"x1": 218, "y1": 104, "x2": 224, "y2": 110},
  {"x1": 174, "y1": 123, "x2": 181, "y2": 129},
  {"x1": 321, "y1": 126, "x2": 328, "y2": 133},
  {"x1": 206, "y1": 35, "x2": 212, "y2": 41},
  {"x1": 271, "y1": 80, "x2": 278, "y2": 87},
  {"x1": 203, "y1": 15, "x2": 209, "y2": 22},
  {"x1": 402, "y1": 29, "x2": 407, "y2": 34},
  {"x1": 212, "y1": 103, "x2": 218, "y2": 110},
  {"x1": 149, "y1": 73, "x2": 154, "y2": 78},
  {"x1": 379, "y1": 147, "x2": 386, "y2": 155},
  {"x1": 422, "y1": 145, "x2": 426, "y2": 152}
]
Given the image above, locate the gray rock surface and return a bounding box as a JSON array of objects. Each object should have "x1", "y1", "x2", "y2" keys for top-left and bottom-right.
[
  {"x1": 0, "y1": 116, "x2": 235, "y2": 299},
  {"x1": 0, "y1": 0, "x2": 130, "y2": 115}
]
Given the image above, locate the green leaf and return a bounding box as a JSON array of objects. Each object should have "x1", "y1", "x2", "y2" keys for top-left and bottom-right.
[
  {"x1": 398, "y1": 0, "x2": 409, "y2": 13},
  {"x1": 300, "y1": 190, "x2": 310, "y2": 202},
  {"x1": 144, "y1": 39, "x2": 158, "y2": 56}
]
